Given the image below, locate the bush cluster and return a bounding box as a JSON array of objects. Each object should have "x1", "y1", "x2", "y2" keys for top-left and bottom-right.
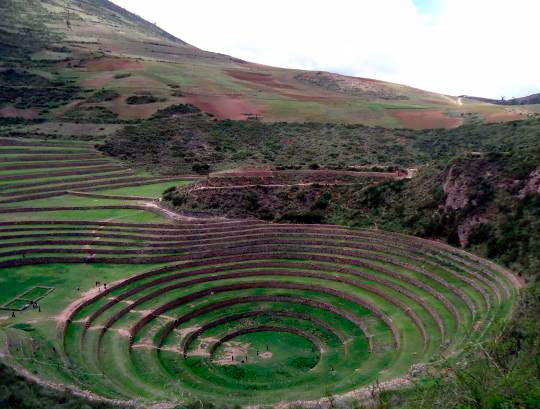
[{"x1": 0, "y1": 362, "x2": 119, "y2": 409}]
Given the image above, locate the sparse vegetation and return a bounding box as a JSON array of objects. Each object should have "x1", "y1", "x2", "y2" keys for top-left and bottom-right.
[
  {"x1": 86, "y1": 89, "x2": 120, "y2": 103},
  {"x1": 0, "y1": 361, "x2": 119, "y2": 409},
  {"x1": 113, "y1": 73, "x2": 132, "y2": 79},
  {"x1": 64, "y1": 106, "x2": 119, "y2": 123},
  {"x1": 395, "y1": 284, "x2": 540, "y2": 409},
  {"x1": 126, "y1": 95, "x2": 166, "y2": 105},
  {"x1": 152, "y1": 104, "x2": 201, "y2": 118},
  {"x1": 0, "y1": 69, "x2": 81, "y2": 110}
]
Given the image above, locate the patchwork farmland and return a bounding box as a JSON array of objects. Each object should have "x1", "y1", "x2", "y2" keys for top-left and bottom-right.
[{"x1": 0, "y1": 136, "x2": 520, "y2": 406}]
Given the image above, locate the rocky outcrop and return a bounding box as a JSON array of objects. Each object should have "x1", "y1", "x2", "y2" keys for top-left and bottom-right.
[
  {"x1": 520, "y1": 166, "x2": 540, "y2": 197},
  {"x1": 294, "y1": 71, "x2": 409, "y2": 100},
  {"x1": 440, "y1": 161, "x2": 499, "y2": 247},
  {"x1": 442, "y1": 166, "x2": 471, "y2": 211}
]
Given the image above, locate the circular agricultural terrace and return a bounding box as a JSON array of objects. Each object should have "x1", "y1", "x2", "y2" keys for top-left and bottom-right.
[
  {"x1": 49, "y1": 218, "x2": 520, "y2": 405},
  {"x1": 0, "y1": 139, "x2": 520, "y2": 406}
]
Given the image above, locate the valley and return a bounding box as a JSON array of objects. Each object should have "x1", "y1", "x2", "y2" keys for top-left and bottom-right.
[{"x1": 0, "y1": 1, "x2": 539, "y2": 409}]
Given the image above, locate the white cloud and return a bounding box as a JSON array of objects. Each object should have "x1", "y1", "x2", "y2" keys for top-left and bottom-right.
[{"x1": 111, "y1": 0, "x2": 540, "y2": 99}]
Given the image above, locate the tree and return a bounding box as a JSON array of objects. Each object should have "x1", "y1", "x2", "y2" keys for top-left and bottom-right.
[
  {"x1": 192, "y1": 163, "x2": 210, "y2": 174},
  {"x1": 66, "y1": 8, "x2": 72, "y2": 30}
]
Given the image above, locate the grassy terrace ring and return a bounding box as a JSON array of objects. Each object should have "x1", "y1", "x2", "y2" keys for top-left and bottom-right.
[
  {"x1": 52, "y1": 220, "x2": 520, "y2": 405},
  {"x1": 0, "y1": 137, "x2": 520, "y2": 406}
]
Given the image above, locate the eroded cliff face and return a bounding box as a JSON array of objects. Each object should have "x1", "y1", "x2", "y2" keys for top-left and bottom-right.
[
  {"x1": 442, "y1": 165, "x2": 471, "y2": 211},
  {"x1": 439, "y1": 157, "x2": 540, "y2": 247},
  {"x1": 440, "y1": 159, "x2": 500, "y2": 247},
  {"x1": 520, "y1": 166, "x2": 540, "y2": 197}
]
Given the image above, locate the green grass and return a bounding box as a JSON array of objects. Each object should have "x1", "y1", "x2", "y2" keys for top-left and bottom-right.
[
  {"x1": 0, "y1": 194, "x2": 134, "y2": 207},
  {"x1": 368, "y1": 103, "x2": 426, "y2": 111},
  {"x1": 94, "y1": 180, "x2": 194, "y2": 197},
  {"x1": 0, "y1": 208, "x2": 168, "y2": 223},
  {"x1": 57, "y1": 252, "x2": 498, "y2": 403},
  {"x1": 0, "y1": 171, "x2": 133, "y2": 187},
  {"x1": 0, "y1": 166, "x2": 118, "y2": 177},
  {"x1": 17, "y1": 286, "x2": 53, "y2": 301},
  {"x1": 0, "y1": 263, "x2": 161, "y2": 311}
]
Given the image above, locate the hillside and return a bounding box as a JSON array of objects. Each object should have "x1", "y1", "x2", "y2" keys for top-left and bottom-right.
[
  {"x1": 463, "y1": 93, "x2": 540, "y2": 106},
  {"x1": 0, "y1": 114, "x2": 538, "y2": 408},
  {"x1": 164, "y1": 118, "x2": 540, "y2": 276},
  {"x1": 1, "y1": 1, "x2": 539, "y2": 409},
  {"x1": 1, "y1": 0, "x2": 536, "y2": 127}
]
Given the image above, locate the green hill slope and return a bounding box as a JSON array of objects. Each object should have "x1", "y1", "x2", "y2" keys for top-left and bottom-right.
[{"x1": 1, "y1": 0, "x2": 535, "y2": 127}]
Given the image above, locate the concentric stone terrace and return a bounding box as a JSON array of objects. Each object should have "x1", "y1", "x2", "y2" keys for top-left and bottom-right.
[
  {"x1": 45, "y1": 218, "x2": 520, "y2": 405},
  {"x1": 0, "y1": 133, "x2": 518, "y2": 403}
]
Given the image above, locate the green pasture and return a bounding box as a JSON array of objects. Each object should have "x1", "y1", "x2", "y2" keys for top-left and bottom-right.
[
  {"x1": 0, "y1": 171, "x2": 135, "y2": 188},
  {"x1": 94, "y1": 180, "x2": 194, "y2": 197},
  {"x1": 0, "y1": 207, "x2": 167, "y2": 223},
  {"x1": 0, "y1": 166, "x2": 121, "y2": 177}
]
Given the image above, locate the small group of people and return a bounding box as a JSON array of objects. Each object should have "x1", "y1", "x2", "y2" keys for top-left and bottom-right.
[
  {"x1": 10, "y1": 301, "x2": 40, "y2": 318},
  {"x1": 95, "y1": 281, "x2": 108, "y2": 292},
  {"x1": 31, "y1": 301, "x2": 41, "y2": 312},
  {"x1": 232, "y1": 346, "x2": 269, "y2": 363}
]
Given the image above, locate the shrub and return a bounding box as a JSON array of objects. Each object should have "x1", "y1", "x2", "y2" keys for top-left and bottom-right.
[
  {"x1": 280, "y1": 212, "x2": 324, "y2": 224},
  {"x1": 171, "y1": 90, "x2": 185, "y2": 97},
  {"x1": 243, "y1": 191, "x2": 260, "y2": 211},
  {"x1": 172, "y1": 195, "x2": 186, "y2": 206},
  {"x1": 64, "y1": 106, "x2": 119, "y2": 123},
  {"x1": 126, "y1": 95, "x2": 165, "y2": 105},
  {"x1": 192, "y1": 163, "x2": 210, "y2": 174},
  {"x1": 152, "y1": 104, "x2": 200, "y2": 118},
  {"x1": 114, "y1": 72, "x2": 131, "y2": 79},
  {"x1": 86, "y1": 89, "x2": 120, "y2": 103},
  {"x1": 0, "y1": 361, "x2": 118, "y2": 409}
]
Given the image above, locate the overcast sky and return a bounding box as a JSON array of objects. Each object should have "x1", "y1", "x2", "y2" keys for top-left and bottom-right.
[{"x1": 111, "y1": 0, "x2": 539, "y2": 99}]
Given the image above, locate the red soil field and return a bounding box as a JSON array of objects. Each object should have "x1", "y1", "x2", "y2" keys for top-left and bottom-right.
[
  {"x1": 421, "y1": 98, "x2": 453, "y2": 106},
  {"x1": 185, "y1": 93, "x2": 261, "y2": 120},
  {"x1": 484, "y1": 110, "x2": 526, "y2": 123},
  {"x1": 0, "y1": 107, "x2": 39, "y2": 119},
  {"x1": 226, "y1": 69, "x2": 297, "y2": 90},
  {"x1": 388, "y1": 109, "x2": 463, "y2": 129},
  {"x1": 81, "y1": 72, "x2": 115, "y2": 88},
  {"x1": 83, "y1": 57, "x2": 144, "y2": 72},
  {"x1": 284, "y1": 93, "x2": 336, "y2": 102}
]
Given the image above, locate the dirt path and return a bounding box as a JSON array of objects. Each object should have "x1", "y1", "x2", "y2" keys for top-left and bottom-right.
[
  {"x1": 68, "y1": 190, "x2": 156, "y2": 201},
  {"x1": 142, "y1": 201, "x2": 229, "y2": 222},
  {"x1": 54, "y1": 286, "x2": 104, "y2": 325},
  {"x1": 191, "y1": 182, "x2": 359, "y2": 191},
  {"x1": 213, "y1": 341, "x2": 250, "y2": 365},
  {"x1": 0, "y1": 349, "x2": 146, "y2": 408},
  {"x1": 269, "y1": 375, "x2": 412, "y2": 409},
  {"x1": 190, "y1": 173, "x2": 411, "y2": 191},
  {"x1": 442, "y1": 95, "x2": 463, "y2": 106},
  {"x1": 208, "y1": 170, "x2": 401, "y2": 179}
]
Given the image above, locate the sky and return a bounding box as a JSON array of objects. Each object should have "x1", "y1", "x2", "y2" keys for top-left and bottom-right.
[{"x1": 111, "y1": 0, "x2": 539, "y2": 99}]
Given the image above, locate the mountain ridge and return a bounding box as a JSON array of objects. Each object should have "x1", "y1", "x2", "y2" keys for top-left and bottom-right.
[{"x1": 462, "y1": 92, "x2": 540, "y2": 106}]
